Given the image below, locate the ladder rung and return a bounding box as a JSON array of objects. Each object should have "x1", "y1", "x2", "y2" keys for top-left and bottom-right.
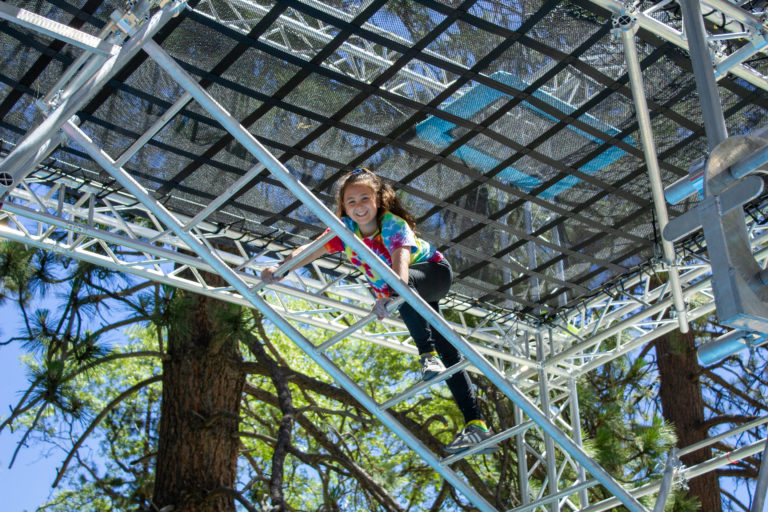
[
  {"x1": 378, "y1": 358, "x2": 472, "y2": 410},
  {"x1": 317, "y1": 297, "x2": 405, "y2": 352},
  {"x1": 440, "y1": 420, "x2": 535, "y2": 465}
]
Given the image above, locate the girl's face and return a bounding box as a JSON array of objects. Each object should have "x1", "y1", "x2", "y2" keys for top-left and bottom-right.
[{"x1": 343, "y1": 182, "x2": 378, "y2": 235}]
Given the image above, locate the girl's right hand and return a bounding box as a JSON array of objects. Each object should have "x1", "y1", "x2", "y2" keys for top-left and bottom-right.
[{"x1": 261, "y1": 266, "x2": 281, "y2": 284}]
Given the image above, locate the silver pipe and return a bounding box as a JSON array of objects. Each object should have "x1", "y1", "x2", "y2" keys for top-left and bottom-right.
[
  {"x1": 115, "y1": 92, "x2": 194, "y2": 167},
  {"x1": 618, "y1": 17, "x2": 689, "y2": 333},
  {"x1": 678, "y1": 415, "x2": 768, "y2": 457},
  {"x1": 537, "y1": 333, "x2": 560, "y2": 512},
  {"x1": 752, "y1": 439, "x2": 768, "y2": 512},
  {"x1": 568, "y1": 377, "x2": 590, "y2": 508},
  {"x1": 514, "y1": 403, "x2": 531, "y2": 506},
  {"x1": 143, "y1": 37, "x2": 649, "y2": 512},
  {"x1": 652, "y1": 449, "x2": 678, "y2": 512},
  {"x1": 678, "y1": 0, "x2": 729, "y2": 148},
  {"x1": 41, "y1": 20, "x2": 119, "y2": 106}
]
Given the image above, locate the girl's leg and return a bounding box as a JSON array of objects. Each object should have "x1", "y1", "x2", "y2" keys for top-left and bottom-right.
[
  {"x1": 397, "y1": 260, "x2": 452, "y2": 355},
  {"x1": 429, "y1": 312, "x2": 484, "y2": 424},
  {"x1": 397, "y1": 261, "x2": 484, "y2": 423}
]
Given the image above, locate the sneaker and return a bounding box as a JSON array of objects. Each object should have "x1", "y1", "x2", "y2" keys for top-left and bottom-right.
[
  {"x1": 419, "y1": 354, "x2": 446, "y2": 381},
  {"x1": 444, "y1": 424, "x2": 497, "y2": 454}
]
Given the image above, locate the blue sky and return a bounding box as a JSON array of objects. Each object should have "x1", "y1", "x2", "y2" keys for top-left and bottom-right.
[{"x1": 0, "y1": 301, "x2": 59, "y2": 512}]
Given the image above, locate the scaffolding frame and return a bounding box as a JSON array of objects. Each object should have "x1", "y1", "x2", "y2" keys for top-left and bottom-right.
[{"x1": 0, "y1": 0, "x2": 767, "y2": 510}]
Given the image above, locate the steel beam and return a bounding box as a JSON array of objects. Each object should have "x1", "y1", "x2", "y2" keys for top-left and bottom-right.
[{"x1": 616, "y1": 13, "x2": 688, "y2": 333}]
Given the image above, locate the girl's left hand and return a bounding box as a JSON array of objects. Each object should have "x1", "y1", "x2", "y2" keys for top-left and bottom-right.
[{"x1": 372, "y1": 297, "x2": 392, "y2": 320}]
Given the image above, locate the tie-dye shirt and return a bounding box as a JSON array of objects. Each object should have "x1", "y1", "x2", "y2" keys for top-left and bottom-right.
[{"x1": 324, "y1": 211, "x2": 444, "y2": 298}]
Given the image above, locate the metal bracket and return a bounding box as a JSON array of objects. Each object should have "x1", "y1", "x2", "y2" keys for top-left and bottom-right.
[{"x1": 664, "y1": 134, "x2": 768, "y2": 332}]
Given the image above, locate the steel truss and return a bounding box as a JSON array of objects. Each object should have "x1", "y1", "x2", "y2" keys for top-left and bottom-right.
[
  {"x1": 0, "y1": 1, "x2": 765, "y2": 511},
  {"x1": 193, "y1": 0, "x2": 768, "y2": 97},
  {"x1": 588, "y1": 0, "x2": 768, "y2": 93}
]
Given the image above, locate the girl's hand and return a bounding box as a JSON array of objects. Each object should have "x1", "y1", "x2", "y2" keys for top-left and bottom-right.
[
  {"x1": 373, "y1": 297, "x2": 392, "y2": 319},
  {"x1": 261, "y1": 266, "x2": 282, "y2": 284}
]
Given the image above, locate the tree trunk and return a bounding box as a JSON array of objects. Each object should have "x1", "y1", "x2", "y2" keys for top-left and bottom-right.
[
  {"x1": 153, "y1": 286, "x2": 244, "y2": 512},
  {"x1": 655, "y1": 328, "x2": 722, "y2": 511}
]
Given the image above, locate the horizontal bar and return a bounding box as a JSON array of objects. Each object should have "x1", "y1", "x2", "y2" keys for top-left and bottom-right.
[
  {"x1": 441, "y1": 420, "x2": 536, "y2": 465},
  {"x1": 678, "y1": 415, "x2": 768, "y2": 457},
  {"x1": 0, "y1": 2, "x2": 118, "y2": 55},
  {"x1": 378, "y1": 358, "x2": 472, "y2": 410}
]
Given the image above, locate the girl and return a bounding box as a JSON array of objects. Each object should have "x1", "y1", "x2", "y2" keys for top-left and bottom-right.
[{"x1": 261, "y1": 168, "x2": 494, "y2": 454}]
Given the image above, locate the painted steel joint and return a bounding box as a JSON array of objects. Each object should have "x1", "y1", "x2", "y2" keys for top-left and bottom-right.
[{"x1": 664, "y1": 132, "x2": 768, "y2": 333}]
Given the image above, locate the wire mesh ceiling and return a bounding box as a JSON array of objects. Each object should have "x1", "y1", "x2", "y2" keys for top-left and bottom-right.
[{"x1": 1, "y1": 0, "x2": 767, "y2": 319}]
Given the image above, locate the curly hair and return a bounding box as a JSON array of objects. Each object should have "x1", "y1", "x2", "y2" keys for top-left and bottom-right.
[{"x1": 333, "y1": 168, "x2": 417, "y2": 231}]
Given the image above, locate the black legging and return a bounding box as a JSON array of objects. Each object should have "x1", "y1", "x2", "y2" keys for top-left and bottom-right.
[{"x1": 397, "y1": 259, "x2": 483, "y2": 424}]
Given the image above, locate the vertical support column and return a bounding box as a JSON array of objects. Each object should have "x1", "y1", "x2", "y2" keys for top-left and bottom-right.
[
  {"x1": 537, "y1": 332, "x2": 560, "y2": 512},
  {"x1": 752, "y1": 440, "x2": 768, "y2": 512},
  {"x1": 524, "y1": 202, "x2": 541, "y2": 315},
  {"x1": 678, "y1": 0, "x2": 728, "y2": 148},
  {"x1": 568, "y1": 376, "x2": 589, "y2": 508},
  {"x1": 615, "y1": 14, "x2": 689, "y2": 334},
  {"x1": 514, "y1": 403, "x2": 531, "y2": 506}
]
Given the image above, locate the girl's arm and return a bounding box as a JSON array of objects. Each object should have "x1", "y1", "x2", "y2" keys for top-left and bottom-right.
[
  {"x1": 390, "y1": 246, "x2": 411, "y2": 284},
  {"x1": 261, "y1": 236, "x2": 330, "y2": 284},
  {"x1": 373, "y1": 246, "x2": 410, "y2": 319}
]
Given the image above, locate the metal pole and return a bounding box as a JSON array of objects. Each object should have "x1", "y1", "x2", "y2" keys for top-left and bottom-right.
[
  {"x1": 142, "y1": 40, "x2": 649, "y2": 511},
  {"x1": 537, "y1": 333, "x2": 560, "y2": 512},
  {"x1": 513, "y1": 402, "x2": 531, "y2": 506},
  {"x1": 652, "y1": 449, "x2": 678, "y2": 512},
  {"x1": 115, "y1": 92, "x2": 194, "y2": 167},
  {"x1": 752, "y1": 439, "x2": 768, "y2": 512},
  {"x1": 567, "y1": 376, "x2": 589, "y2": 508},
  {"x1": 617, "y1": 15, "x2": 689, "y2": 334},
  {"x1": 60, "y1": 120, "x2": 500, "y2": 512},
  {"x1": 678, "y1": 0, "x2": 729, "y2": 148}
]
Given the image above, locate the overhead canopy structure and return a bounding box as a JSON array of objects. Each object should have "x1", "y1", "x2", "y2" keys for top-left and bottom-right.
[
  {"x1": 2, "y1": 0, "x2": 765, "y2": 320},
  {"x1": 1, "y1": 0, "x2": 768, "y2": 511}
]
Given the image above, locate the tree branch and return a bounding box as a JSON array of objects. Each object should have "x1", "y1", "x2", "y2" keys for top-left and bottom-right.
[
  {"x1": 242, "y1": 332, "x2": 295, "y2": 512},
  {"x1": 53, "y1": 375, "x2": 162, "y2": 487}
]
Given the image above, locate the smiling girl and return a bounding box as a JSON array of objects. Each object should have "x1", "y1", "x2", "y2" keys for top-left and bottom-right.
[{"x1": 261, "y1": 168, "x2": 494, "y2": 454}]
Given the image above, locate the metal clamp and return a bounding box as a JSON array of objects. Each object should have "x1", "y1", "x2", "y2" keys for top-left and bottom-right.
[{"x1": 664, "y1": 133, "x2": 768, "y2": 333}]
